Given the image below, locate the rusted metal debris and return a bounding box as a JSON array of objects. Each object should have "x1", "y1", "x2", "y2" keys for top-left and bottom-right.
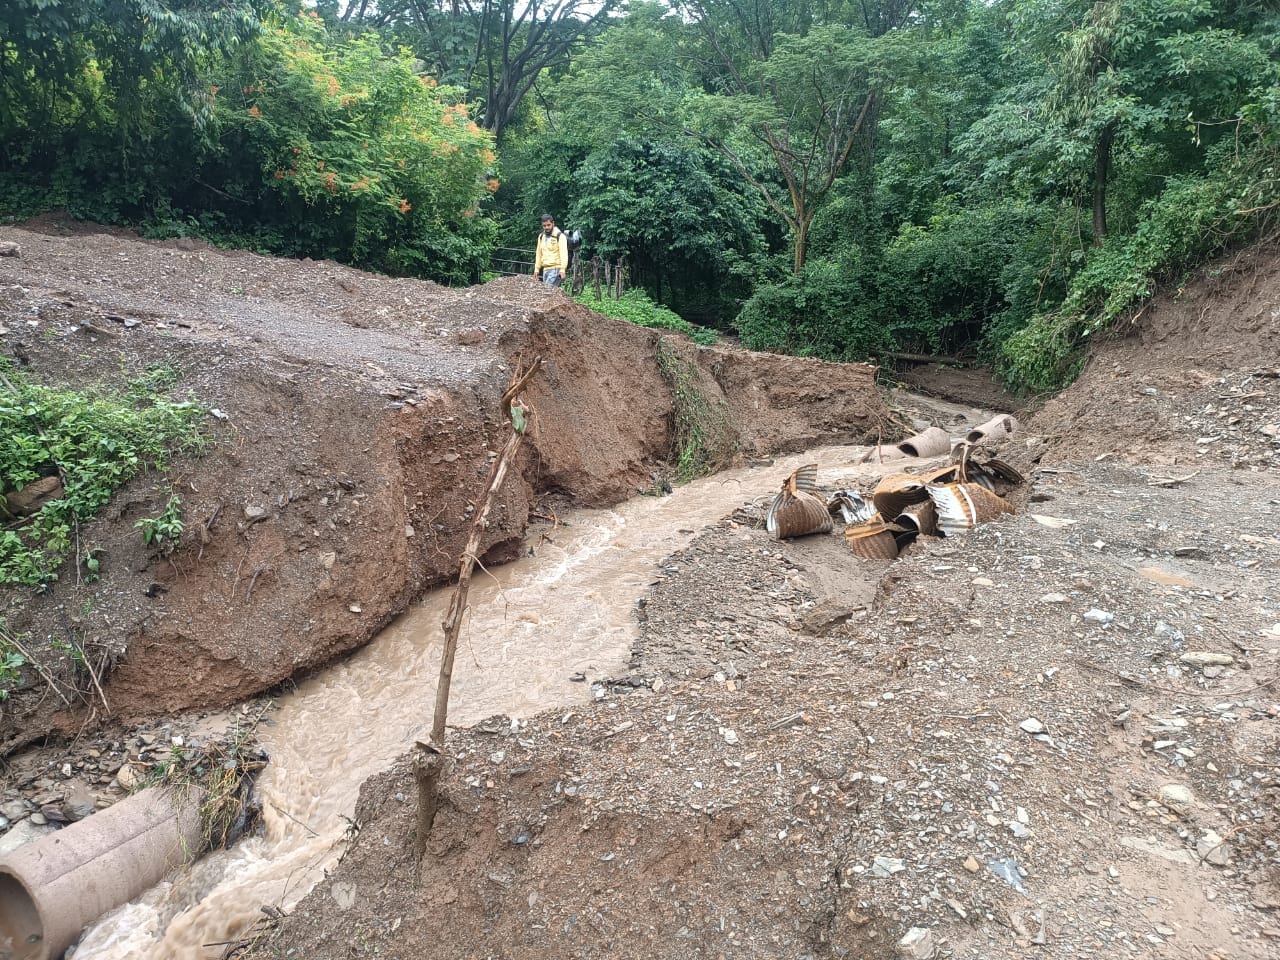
[
  {"x1": 871, "y1": 473, "x2": 931, "y2": 520},
  {"x1": 929, "y1": 481, "x2": 1013, "y2": 536},
  {"x1": 844, "y1": 518, "x2": 905, "y2": 560},
  {"x1": 897, "y1": 499, "x2": 939, "y2": 538},
  {"x1": 826, "y1": 489, "x2": 876, "y2": 525},
  {"x1": 764, "y1": 417, "x2": 1024, "y2": 560},
  {"x1": 766, "y1": 464, "x2": 834, "y2": 540}
]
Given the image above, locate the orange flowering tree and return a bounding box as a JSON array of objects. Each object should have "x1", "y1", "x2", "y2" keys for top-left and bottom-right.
[{"x1": 210, "y1": 9, "x2": 497, "y2": 283}]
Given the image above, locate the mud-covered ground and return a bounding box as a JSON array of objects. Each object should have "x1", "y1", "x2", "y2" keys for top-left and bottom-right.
[
  {"x1": 0, "y1": 217, "x2": 888, "y2": 758},
  {"x1": 1, "y1": 226, "x2": 1278, "y2": 960},
  {"x1": 244, "y1": 246, "x2": 1280, "y2": 959}
]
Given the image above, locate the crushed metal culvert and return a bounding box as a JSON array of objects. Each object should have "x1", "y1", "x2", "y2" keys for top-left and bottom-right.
[
  {"x1": 766, "y1": 420, "x2": 1025, "y2": 557},
  {"x1": 844, "y1": 518, "x2": 904, "y2": 559},
  {"x1": 766, "y1": 464, "x2": 833, "y2": 539}
]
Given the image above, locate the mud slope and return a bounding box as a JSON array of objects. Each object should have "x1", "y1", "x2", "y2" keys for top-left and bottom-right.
[
  {"x1": 255, "y1": 246, "x2": 1280, "y2": 960},
  {"x1": 0, "y1": 223, "x2": 887, "y2": 748},
  {"x1": 1034, "y1": 240, "x2": 1280, "y2": 466}
]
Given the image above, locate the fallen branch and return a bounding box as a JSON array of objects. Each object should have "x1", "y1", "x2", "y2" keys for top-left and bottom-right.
[
  {"x1": 414, "y1": 357, "x2": 542, "y2": 861},
  {"x1": 4, "y1": 631, "x2": 72, "y2": 708}
]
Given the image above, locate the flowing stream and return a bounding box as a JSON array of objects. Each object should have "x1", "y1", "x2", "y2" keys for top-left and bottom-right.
[{"x1": 71, "y1": 413, "x2": 985, "y2": 958}]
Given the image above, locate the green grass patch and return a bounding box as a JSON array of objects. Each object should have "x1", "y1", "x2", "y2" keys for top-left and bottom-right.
[
  {"x1": 576, "y1": 288, "x2": 718, "y2": 346},
  {"x1": 0, "y1": 360, "x2": 208, "y2": 589}
]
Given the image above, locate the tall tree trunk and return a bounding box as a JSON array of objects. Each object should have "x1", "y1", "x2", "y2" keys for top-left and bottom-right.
[
  {"x1": 1092, "y1": 121, "x2": 1116, "y2": 247},
  {"x1": 793, "y1": 211, "x2": 812, "y2": 274}
]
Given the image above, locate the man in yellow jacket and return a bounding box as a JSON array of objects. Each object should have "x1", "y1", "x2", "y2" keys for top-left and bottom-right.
[{"x1": 533, "y1": 213, "x2": 569, "y2": 287}]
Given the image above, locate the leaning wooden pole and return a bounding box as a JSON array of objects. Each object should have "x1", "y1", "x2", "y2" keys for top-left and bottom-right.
[{"x1": 413, "y1": 357, "x2": 542, "y2": 862}]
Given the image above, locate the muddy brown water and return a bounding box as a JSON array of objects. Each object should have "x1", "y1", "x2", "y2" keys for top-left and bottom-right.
[{"x1": 71, "y1": 400, "x2": 989, "y2": 958}]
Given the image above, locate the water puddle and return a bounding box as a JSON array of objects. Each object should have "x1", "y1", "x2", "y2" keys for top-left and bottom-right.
[{"x1": 72, "y1": 433, "x2": 974, "y2": 959}]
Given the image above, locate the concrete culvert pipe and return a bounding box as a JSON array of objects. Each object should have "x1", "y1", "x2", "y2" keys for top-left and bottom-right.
[
  {"x1": 0, "y1": 786, "x2": 207, "y2": 960},
  {"x1": 895, "y1": 426, "x2": 952, "y2": 459},
  {"x1": 965, "y1": 414, "x2": 1018, "y2": 445}
]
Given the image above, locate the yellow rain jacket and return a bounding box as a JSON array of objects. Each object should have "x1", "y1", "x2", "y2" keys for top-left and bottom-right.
[{"x1": 534, "y1": 227, "x2": 568, "y2": 276}]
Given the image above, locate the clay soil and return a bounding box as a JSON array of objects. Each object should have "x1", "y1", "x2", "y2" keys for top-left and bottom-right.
[
  {"x1": 2, "y1": 224, "x2": 1279, "y2": 960},
  {"x1": 0, "y1": 217, "x2": 888, "y2": 760}
]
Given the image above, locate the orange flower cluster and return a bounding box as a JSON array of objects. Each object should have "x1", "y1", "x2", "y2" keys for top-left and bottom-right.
[
  {"x1": 399, "y1": 200, "x2": 412, "y2": 214},
  {"x1": 247, "y1": 105, "x2": 262, "y2": 118},
  {"x1": 323, "y1": 172, "x2": 338, "y2": 192},
  {"x1": 486, "y1": 178, "x2": 500, "y2": 193},
  {"x1": 326, "y1": 76, "x2": 340, "y2": 96},
  {"x1": 352, "y1": 177, "x2": 370, "y2": 191}
]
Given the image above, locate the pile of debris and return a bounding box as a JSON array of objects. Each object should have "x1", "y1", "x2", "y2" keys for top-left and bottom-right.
[{"x1": 766, "y1": 415, "x2": 1026, "y2": 559}]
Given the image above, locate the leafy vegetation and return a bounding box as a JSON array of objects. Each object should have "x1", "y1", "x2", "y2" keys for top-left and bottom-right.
[
  {"x1": 3, "y1": 0, "x2": 1278, "y2": 391},
  {"x1": 576, "y1": 289, "x2": 717, "y2": 346},
  {"x1": 655, "y1": 340, "x2": 735, "y2": 482},
  {"x1": 0, "y1": 619, "x2": 26, "y2": 701},
  {"x1": 0, "y1": 361, "x2": 207, "y2": 588}
]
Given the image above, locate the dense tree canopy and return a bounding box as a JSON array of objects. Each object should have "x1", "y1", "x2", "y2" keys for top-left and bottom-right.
[{"x1": 2, "y1": 0, "x2": 1278, "y2": 388}]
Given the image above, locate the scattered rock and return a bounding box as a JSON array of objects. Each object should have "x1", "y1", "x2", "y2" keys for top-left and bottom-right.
[
  {"x1": 872, "y1": 856, "x2": 906, "y2": 878},
  {"x1": 1179, "y1": 651, "x2": 1234, "y2": 667},
  {"x1": 1158, "y1": 783, "x2": 1194, "y2": 814},
  {"x1": 1196, "y1": 830, "x2": 1232, "y2": 866},
  {"x1": 115, "y1": 764, "x2": 142, "y2": 791},
  {"x1": 1019, "y1": 718, "x2": 1045, "y2": 734},
  {"x1": 1083, "y1": 608, "x2": 1114, "y2": 624},
  {"x1": 897, "y1": 927, "x2": 936, "y2": 960}
]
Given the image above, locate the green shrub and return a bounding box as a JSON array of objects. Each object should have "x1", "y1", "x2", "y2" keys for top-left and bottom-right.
[
  {"x1": 0, "y1": 362, "x2": 207, "y2": 589},
  {"x1": 576, "y1": 288, "x2": 717, "y2": 346},
  {"x1": 735, "y1": 260, "x2": 893, "y2": 361}
]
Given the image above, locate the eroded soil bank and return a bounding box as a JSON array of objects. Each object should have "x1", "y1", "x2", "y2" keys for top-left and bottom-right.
[
  {"x1": 0, "y1": 220, "x2": 887, "y2": 755},
  {"x1": 245, "y1": 244, "x2": 1279, "y2": 960},
  {"x1": 1, "y1": 228, "x2": 1277, "y2": 960}
]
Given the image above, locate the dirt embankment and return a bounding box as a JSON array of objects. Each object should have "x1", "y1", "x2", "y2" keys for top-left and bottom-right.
[
  {"x1": 0, "y1": 222, "x2": 887, "y2": 752},
  {"x1": 1034, "y1": 240, "x2": 1280, "y2": 467},
  {"x1": 253, "y1": 243, "x2": 1280, "y2": 960}
]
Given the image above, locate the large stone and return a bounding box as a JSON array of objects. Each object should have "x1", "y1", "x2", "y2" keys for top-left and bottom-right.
[
  {"x1": 1159, "y1": 783, "x2": 1194, "y2": 814},
  {"x1": 897, "y1": 927, "x2": 937, "y2": 960},
  {"x1": 1179, "y1": 651, "x2": 1234, "y2": 667},
  {"x1": 1197, "y1": 831, "x2": 1232, "y2": 866}
]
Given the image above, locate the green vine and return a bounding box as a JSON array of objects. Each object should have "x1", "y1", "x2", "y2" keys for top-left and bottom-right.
[{"x1": 655, "y1": 339, "x2": 736, "y2": 482}]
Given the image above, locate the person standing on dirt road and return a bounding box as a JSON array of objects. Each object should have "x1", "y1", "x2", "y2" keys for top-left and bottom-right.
[{"x1": 534, "y1": 214, "x2": 569, "y2": 288}]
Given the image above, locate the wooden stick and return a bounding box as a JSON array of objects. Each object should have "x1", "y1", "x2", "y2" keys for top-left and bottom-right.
[
  {"x1": 414, "y1": 357, "x2": 542, "y2": 859},
  {"x1": 4, "y1": 631, "x2": 72, "y2": 707}
]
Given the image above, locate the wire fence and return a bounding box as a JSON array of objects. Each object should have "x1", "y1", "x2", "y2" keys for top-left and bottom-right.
[
  {"x1": 487, "y1": 245, "x2": 630, "y2": 302},
  {"x1": 489, "y1": 246, "x2": 533, "y2": 276}
]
